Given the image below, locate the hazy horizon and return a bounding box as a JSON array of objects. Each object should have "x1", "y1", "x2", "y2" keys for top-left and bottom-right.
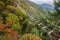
[{"x1": 29, "y1": 0, "x2": 54, "y2": 5}]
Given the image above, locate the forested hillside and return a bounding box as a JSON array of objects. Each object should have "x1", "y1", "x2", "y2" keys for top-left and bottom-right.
[{"x1": 0, "y1": 0, "x2": 60, "y2": 40}]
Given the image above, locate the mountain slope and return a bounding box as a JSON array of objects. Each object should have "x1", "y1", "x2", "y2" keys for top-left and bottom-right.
[{"x1": 0, "y1": 0, "x2": 60, "y2": 40}]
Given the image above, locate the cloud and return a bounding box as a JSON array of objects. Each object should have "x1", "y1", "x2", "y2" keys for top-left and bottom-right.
[{"x1": 29, "y1": 0, "x2": 54, "y2": 4}]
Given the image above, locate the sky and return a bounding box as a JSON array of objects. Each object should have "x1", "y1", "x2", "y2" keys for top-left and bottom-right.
[{"x1": 29, "y1": 0, "x2": 54, "y2": 4}]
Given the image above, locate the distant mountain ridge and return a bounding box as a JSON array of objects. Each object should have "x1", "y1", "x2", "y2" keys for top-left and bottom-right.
[{"x1": 38, "y1": 3, "x2": 55, "y2": 10}]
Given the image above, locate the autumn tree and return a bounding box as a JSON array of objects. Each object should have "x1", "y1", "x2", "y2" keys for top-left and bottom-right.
[{"x1": 19, "y1": 34, "x2": 42, "y2": 40}]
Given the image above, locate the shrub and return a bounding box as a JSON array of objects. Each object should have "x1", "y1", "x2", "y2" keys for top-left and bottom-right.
[{"x1": 31, "y1": 28, "x2": 39, "y2": 35}]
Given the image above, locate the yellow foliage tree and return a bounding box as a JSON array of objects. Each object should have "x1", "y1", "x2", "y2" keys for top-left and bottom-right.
[
  {"x1": 15, "y1": 7, "x2": 26, "y2": 16},
  {"x1": 19, "y1": 34, "x2": 42, "y2": 40},
  {"x1": 0, "y1": 1, "x2": 5, "y2": 9},
  {"x1": 6, "y1": 5, "x2": 15, "y2": 11}
]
